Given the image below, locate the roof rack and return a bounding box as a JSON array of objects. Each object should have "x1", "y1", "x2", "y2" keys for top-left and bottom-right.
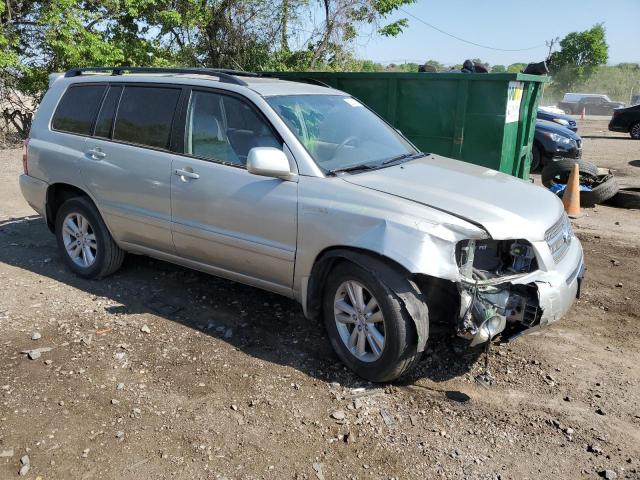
[
  {"x1": 259, "y1": 73, "x2": 331, "y2": 88},
  {"x1": 63, "y1": 67, "x2": 250, "y2": 86}
]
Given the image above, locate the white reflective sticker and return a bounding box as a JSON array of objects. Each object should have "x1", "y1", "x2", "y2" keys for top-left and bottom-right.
[{"x1": 343, "y1": 98, "x2": 363, "y2": 107}]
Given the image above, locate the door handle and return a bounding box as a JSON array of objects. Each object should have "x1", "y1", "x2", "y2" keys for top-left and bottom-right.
[
  {"x1": 174, "y1": 168, "x2": 200, "y2": 180},
  {"x1": 86, "y1": 148, "x2": 106, "y2": 160}
]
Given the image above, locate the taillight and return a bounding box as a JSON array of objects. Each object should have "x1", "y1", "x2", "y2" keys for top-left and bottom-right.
[{"x1": 22, "y1": 139, "x2": 29, "y2": 175}]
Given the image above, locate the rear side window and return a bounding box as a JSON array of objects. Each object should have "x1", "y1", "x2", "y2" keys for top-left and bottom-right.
[
  {"x1": 113, "y1": 86, "x2": 180, "y2": 149},
  {"x1": 94, "y1": 86, "x2": 123, "y2": 139},
  {"x1": 52, "y1": 85, "x2": 107, "y2": 135}
]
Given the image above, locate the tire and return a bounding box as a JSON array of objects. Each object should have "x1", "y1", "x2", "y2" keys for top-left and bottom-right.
[
  {"x1": 55, "y1": 197, "x2": 125, "y2": 279},
  {"x1": 531, "y1": 145, "x2": 542, "y2": 172},
  {"x1": 630, "y1": 122, "x2": 640, "y2": 140},
  {"x1": 605, "y1": 187, "x2": 640, "y2": 209},
  {"x1": 322, "y1": 262, "x2": 423, "y2": 382},
  {"x1": 581, "y1": 174, "x2": 619, "y2": 207},
  {"x1": 541, "y1": 158, "x2": 599, "y2": 188}
]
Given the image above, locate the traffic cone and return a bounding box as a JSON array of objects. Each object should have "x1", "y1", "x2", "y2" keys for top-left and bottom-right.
[
  {"x1": 562, "y1": 162, "x2": 583, "y2": 218},
  {"x1": 581, "y1": 106, "x2": 586, "y2": 120}
]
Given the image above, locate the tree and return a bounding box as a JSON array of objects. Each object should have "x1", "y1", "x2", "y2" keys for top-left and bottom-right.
[
  {"x1": 424, "y1": 60, "x2": 444, "y2": 72},
  {"x1": 507, "y1": 63, "x2": 527, "y2": 73},
  {"x1": 491, "y1": 64, "x2": 506, "y2": 73},
  {"x1": 548, "y1": 23, "x2": 608, "y2": 91},
  {"x1": 308, "y1": 0, "x2": 416, "y2": 68},
  {"x1": 472, "y1": 58, "x2": 489, "y2": 69}
]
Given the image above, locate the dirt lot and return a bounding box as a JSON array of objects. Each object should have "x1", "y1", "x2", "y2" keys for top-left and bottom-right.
[{"x1": 1, "y1": 118, "x2": 639, "y2": 480}]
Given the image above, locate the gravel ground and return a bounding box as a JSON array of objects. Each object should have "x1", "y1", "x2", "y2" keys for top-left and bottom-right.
[{"x1": 0, "y1": 118, "x2": 639, "y2": 479}]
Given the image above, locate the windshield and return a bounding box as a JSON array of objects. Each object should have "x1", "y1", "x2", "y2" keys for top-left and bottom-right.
[{"x1": 266, "y1": 95, "x2": 418, "y2": 173}]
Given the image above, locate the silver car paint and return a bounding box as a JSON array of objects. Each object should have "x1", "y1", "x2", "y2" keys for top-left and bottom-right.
[
  {"x1": 20, "y1": 72, "x2": 583, "y2": 334},
  {"x1": 170, "y1": 155, "x2": 298, "y2": 290},
  {"x1": 82, "y1": 136, "x2": 177, "y2": 253}
]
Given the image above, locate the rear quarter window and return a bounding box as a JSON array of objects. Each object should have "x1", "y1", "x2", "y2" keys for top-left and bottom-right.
[
  {"x1": 113, "y1": 86, "x2": 181, "y2": 149},
  {"x1": 51, "y1": 85, "x2": 107, "y2": 135}
]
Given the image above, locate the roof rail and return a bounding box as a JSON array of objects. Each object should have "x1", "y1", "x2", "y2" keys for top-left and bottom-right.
[
  {"x1": 63, "y1": 67, "x2": 249, "y2": 86},
  {"x1": 258, "y1": 73, "x2": 331, "y2": 88}
]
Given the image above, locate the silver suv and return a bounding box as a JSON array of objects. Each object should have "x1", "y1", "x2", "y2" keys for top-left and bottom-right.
[{"x1": 20, "y1": 67, "x2": 584, "y2": 382}]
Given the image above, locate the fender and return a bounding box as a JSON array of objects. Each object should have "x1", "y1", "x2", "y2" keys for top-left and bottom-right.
[{"x1": 309, "y1": 249, "x2": 430, "y2": 352}]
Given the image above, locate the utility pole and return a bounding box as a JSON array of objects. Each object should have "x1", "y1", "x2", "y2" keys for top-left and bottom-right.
[{"x1": 545, "y1": 37, "x2": 559, "y2": 60}]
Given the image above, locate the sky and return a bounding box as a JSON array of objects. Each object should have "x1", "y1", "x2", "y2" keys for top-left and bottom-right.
[{"x1": 351, "y1": 0, "x2": 640, "y2": 67}]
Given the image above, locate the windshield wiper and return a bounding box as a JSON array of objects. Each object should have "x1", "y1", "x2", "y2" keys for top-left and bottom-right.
[
  {"x1": 327, "y1": 163, "x2": 377, "y2": 175},
  {"x1": 381, "y1": 151, "x2": 426, "y2": 166}
]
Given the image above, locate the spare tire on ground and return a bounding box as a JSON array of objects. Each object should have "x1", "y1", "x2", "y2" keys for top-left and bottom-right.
[
  {"x1": 541, "y1": 159, "x2": 599, "y2": 188},
  {"x1": 580, "y1": 174, "x2": 619, "y2": 207},
  {"x1": 605, "y1": 187, "x2": 640, "y2": 209}
]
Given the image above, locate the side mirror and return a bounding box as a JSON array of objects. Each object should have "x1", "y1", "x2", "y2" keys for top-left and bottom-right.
[{"x1": 246, "y1": 147, "x2": 292, "y2": 179}]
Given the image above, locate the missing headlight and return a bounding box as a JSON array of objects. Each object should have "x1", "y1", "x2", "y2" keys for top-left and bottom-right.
[{"x1": 456, "y1": 239, "x2": 538, "y2": 279}]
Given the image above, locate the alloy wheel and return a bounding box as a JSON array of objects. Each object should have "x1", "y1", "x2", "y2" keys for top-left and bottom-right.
[
  {"x1": 61, "y1": 212, "x2": 97, "y2": 268},
  {"x1": 333, "y1": 280, "x2": 385, "y2": 362}
]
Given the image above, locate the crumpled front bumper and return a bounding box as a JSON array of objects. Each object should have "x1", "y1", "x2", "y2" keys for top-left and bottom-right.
[{"x1": 507, "y1": 235, "x2": 585, "y2": 340}]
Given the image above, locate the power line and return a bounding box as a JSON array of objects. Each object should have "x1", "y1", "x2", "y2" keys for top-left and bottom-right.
[{"x1": 398, "y1": 7, "x2": 547, "y2": 52}]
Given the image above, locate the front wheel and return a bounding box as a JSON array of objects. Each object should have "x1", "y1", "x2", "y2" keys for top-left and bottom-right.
[
  {"x1": 531, "y1": 145, "x2": 542, "y2": 172},
  {"x1": 322, "y1": 262, "x2": 423, "y2": 382},
  {"x1": 55, "y1": 197, "x2": 125, "y2": 279}
]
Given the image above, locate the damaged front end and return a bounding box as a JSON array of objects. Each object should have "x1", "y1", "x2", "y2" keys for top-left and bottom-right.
[{"x1": 455, "y1": 239, "x2": 542, "y2": 345}]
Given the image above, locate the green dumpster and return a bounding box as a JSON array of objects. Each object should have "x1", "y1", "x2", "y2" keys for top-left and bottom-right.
[{"x1": 271, "y1": 72, "x2": 548, "y2": 179}]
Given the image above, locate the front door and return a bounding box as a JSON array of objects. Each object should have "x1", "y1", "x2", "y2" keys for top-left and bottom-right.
[{"x1": 170, "y1": 89, "x2": 298, "y2": 292}]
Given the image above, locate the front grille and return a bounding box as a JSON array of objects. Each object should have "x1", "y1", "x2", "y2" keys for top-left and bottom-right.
[{"x1": 545, "y1": 214, "x2": 573, "y2": 263}]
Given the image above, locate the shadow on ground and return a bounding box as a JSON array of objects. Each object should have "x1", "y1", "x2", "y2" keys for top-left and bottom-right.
[{"x1": 0, "y1": 215, "x2": 482, "y2": 387}]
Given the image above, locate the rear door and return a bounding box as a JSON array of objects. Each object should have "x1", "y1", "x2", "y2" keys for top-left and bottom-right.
[
  {"x1": 169, "y1": 88, "x2": 298, "y2": 293},
  {"x1": 82, "y1": 84, "x2": 183, "y2": 253}
]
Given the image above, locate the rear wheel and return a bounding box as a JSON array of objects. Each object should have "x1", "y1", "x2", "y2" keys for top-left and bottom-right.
[
  {"x1": 322, "y1": 262, "x2": 423, "y2": 382},
  {"x1": 630, "y1": 122, "x2": 640, "y2": 140},
  {"x1": 55, "y1": 197, "x2": 125, "y2": 279}
]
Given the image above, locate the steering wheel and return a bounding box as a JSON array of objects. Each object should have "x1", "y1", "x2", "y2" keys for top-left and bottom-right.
[{"x1": 334, "y1": 135, "x2": 360, "y2": 155}]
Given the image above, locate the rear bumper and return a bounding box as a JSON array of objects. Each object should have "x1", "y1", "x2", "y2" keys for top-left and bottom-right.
[{"x1": 19, "y1": 174, "x2": 48, "y2": 218}]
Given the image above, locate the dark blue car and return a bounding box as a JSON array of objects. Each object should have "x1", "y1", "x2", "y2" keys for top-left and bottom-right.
[
  {"x1": 536, "y1": 109, "x2": 578, "y2": 132},
  {"x1": 532, "y1": 120, "x2": 582, "y2": 171}
]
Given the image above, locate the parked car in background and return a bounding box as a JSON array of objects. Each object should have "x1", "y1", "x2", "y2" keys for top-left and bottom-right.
[
  {"x1": 630, "y1": 95, "x2": 640, "y2": 106},
  {"x1": 537, "y1": 108, "x2": 577, "y2": 132},
  {"x1": 19, "y1": 67, "x2": 584, "y2": 382},
  {"x1": 609, "y1": 103, "x2": 640, "y2": 139},
  {"x1": 557, "y1": 93, "x2": 625, "y2": 115},
  {"x1": 539, "y1": 105, "x2": 566, "y2": 115},
  {"x1": 532, "y1": 119, "x2": 582, "y2": 171}
]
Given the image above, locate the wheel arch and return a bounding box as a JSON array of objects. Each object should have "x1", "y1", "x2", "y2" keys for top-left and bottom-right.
[
  {"x1": 45, "y1": 183, "x2": 108, "y2": 235},
  {"x1": 306, "y1": 246, "x2": 431, "y2": 352}
]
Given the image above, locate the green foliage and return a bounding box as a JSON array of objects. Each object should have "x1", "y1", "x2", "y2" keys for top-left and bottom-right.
[
  {"x1": 548, "y1": 24, "x2": 608, "y2": 92},
  {"x1": 544, "y1": 64, "x2": 640, "y2": 104},
  {"x1": 491, "y1": 64, "x2": 506, "y2": 73},
  {"x1": 507, "y1": 63, "x2": 527, "y2": 73},
  {"x1": 373, "y1": 0, "x2": 416, "y2": 36},
  {"x1": 423, "y1": 60, "x2": 444, "y2": 72}
]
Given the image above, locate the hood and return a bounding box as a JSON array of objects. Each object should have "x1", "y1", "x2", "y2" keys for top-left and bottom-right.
[
  {"x1": 536, "y1": 119, "x2": 581, "y2": 140},
  {"x1": 341, "y1": 155, "x2": 564, "y2": 240},
  {"x1": 537, "y1": 110, "x2": 574, "y2": 123}
]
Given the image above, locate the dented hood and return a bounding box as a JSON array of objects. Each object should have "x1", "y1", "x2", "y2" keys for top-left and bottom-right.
[{"x1": 341, "y1": 154, "x2": 564, "y2": 240}]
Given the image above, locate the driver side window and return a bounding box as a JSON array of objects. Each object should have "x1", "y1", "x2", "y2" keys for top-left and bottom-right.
[{"x1": 185, "y1": 91, "x2": 281, "y2": 167}]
